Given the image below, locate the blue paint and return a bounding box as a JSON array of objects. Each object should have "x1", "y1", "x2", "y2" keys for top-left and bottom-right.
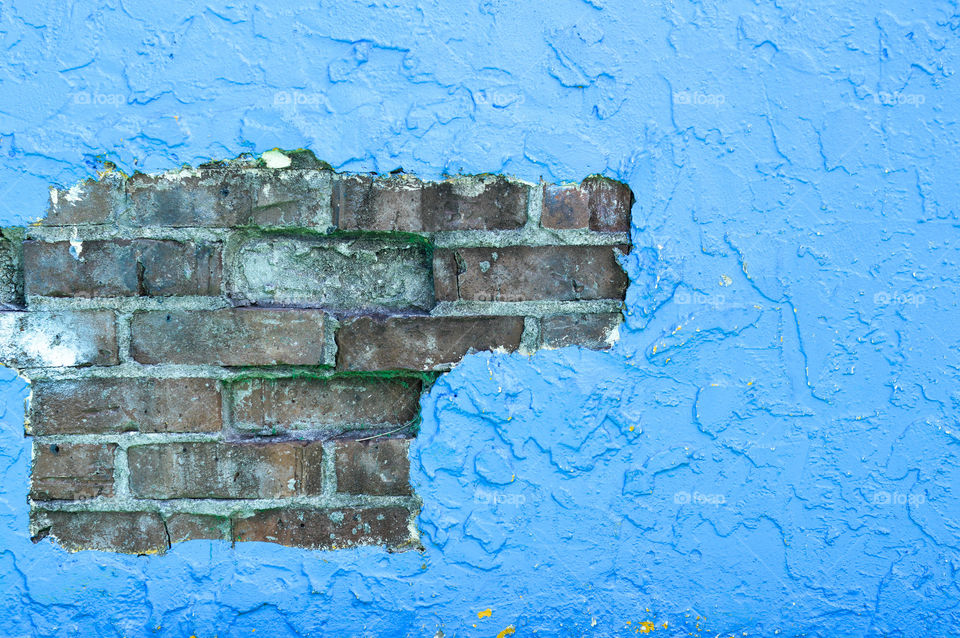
[{"x1": 1, "y1": 1, "x2": 958, "y2": 635}]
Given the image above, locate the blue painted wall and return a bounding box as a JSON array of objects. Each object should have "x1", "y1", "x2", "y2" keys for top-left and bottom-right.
[{"x1": 1, "y1": 1, "x2": 958, "y2": 636}]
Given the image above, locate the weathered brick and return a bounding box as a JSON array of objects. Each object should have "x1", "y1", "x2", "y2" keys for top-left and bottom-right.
[
  {"x1": 0, "y1": 311, "x2": 117, "y2": 367},
  {"x1": 231, "y1": 376, "x2": 422, "y2": 433},
  {"x1": 44, "y1": 174, "x2": 125, "y2": 226},
  {"x1": 165, "y1": 513, "x2": 231, "y2": 543},
  {"x1": 334, "y1": 174, "x2": 527, "y2": 231},
  {"x1": 228, "y1": 235, "x2": 432, "y2": 311},
  {"x1": 30, "y1": 443, "x2": 116, "y2": 501},
  {"x1": 130, "y1": 309, "x2": 335, "y2": 366},
  {"x1": 337, "y1": 316, "x2": 525, "y2": 371},
  {"x1": 335, "y1": 438, "x2": 411, "y2": 496},
  {"x1": 0, "y1": 227, "x2": 24, "y2": 308},
  {"x1": 542, "y1": 178, "x2": 633, "y2": 232},
  {"x1": 540, "y1": 313, "x2": 622, "y2": 350},
  {"x1": 125, "y1": 168, "x2": 332, "y2": 228},
  {"x1": 32, "y1": 510, "x2": 168, "y2": 554},
  {"x1": 29, "y1": 377, "x2": 221, "y2": 435},
  {"x1": 233, "y1": 507, "x2": 412, "y2": 549},
  {"x1": 433, "y1": 245, "x2": 629, "y2": 302},
  {"x1": 127, "y1": 441, "x2": 323, "y2": 499},
  {"x1": 24, "y1": 240, "x2": 221, "y2": 298}
]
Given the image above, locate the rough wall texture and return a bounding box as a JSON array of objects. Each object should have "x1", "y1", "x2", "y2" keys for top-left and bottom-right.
[
  {"x1": 0, "y1": 1, "x2": 958, "y2": 637},
  {"x1": 2, "y1": 163, "x2": 629, "y2": 553}
]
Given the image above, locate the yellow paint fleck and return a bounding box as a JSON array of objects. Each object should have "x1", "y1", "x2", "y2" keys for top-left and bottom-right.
[
  {"x1": 629, "y1": 426, "x2": 635, "y2": 432},
  {"x1": 478, "y1": 609, "x2": 492, "y2": 619},
  {"x1": 496, "y1": 626, "x2": 516, "y2": 638},
  {"x1": 639, "y1": 621, "x2": 655, "y2": 633}
]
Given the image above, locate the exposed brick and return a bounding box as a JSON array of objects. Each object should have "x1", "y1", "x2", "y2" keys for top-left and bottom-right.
[
  {"x1": 228, "y1": 235, "x2": 432, "y2": 311},
  {"x1": 337, "y1": 316, "x2": 525, "y2": 371},
  {"x1": 334, "y1": 174, "x2": 527, "y2": 231},
  {"x1": 0, "y1": 227, "x2": 24, "y2": 308},
  {"x1": 542, "y1": 178, "x2": 633, "y2": 232},
  {"x1": 130, "y1": 309, "x2": 335, "y2": 366},
  {"x1": 231, "y1": 377, "x2": 421, "y2": 433},
  {"x1": 335, "y1": 439, "x2": 411, "y2": 496},
  {"x1": 247, "y1": 169, "x2": 333, "y2": 228},
  {"x1": 233, "y1": 507, "x2": 412, "y2": 549},
  {"x1": 126, "y1": 441, "x2": 323, "y2": 499},
  {"x1": 44, "y1": 174, "x2": 125, "y2": 226},
  {"x1": 32, "y1": 510, "x2": 168, "y2": 554},
  {"x1": 24, "y1": 240, "x2": 221, "y2": 298},
  {"x1": 433, "y1": 245, "x2": 629, "y2": 302},
  {"x1": 0, "y1": 311, "x2": 117, "y2": 367},
  {"x1": 165, "y1": 513, "x2": 231, "y2": 543},
  {"x1": 29, "y1": 378, "x2": 221, "y2": 435},
  {"x1": 431, "y1": 247, "x2": 460, "y2": 301},
  {"x1": 30, "y1": 443, "x2": 116, "y2": 501},
  {"x1": 540, "y1": 313, "x2": 622, "y2": 350}
]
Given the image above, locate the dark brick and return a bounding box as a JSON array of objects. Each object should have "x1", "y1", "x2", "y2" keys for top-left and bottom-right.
[
  {"x1": 137, "y1": 240, "x2": 222, "y2": 296},
  {"x1": 231, "y1": 377, "x2": 422, "y2": 433},
  {"x1": 127, "y1": 441, "x2": 323, "y2": 499},
  {"x1": 44, "y1": 174, "x2": 125, "y2": 226},
  {"x1": 433, "y1": 245, "x2": 629, "y2": 302},
  {"x1": 337, "y1": 316, "x2": 525, "y2": 371},
  {"x1": 233, "y1": 507, "x2": 412, "y2": 549},
  {"x1": 0, "y1": 311, "x2": 118, "y2": 367},
  {"x1": 30, "y1": 443, "x2": 116, "y2": 501},
  {"x1": 540, "y1": 313, "x2": 622, "y2": 350},
  {"x1": 0, "y1": 227, "x2": 24, "y2": 308},
  {"x1": 32, "y1": 510, "x2": 168, "y2": 554},
  {"x1": 335, "y1": 439, "x2": 411, "y2": 496},
  {"x1": 130, "y1": 309, "x2": 335, "y2": 366},
  {"x1": 334, "y1": 174, "x2": 527, "y2": 231},
  {"x1": 432, "y1": 247, "x2": 460, "y2": 302},
  {"x1": 29, "y1": 378, "x2": 221, "y2": 435},
  {"x1": 165, "y1": 513, "x2": 231, "y2": 543},
  {"x1": 542, "y1": 178, "x2": 633, "y2": 232},
  {"x1": 247, "y1": 169, "x2": 332, "y2": 228}
]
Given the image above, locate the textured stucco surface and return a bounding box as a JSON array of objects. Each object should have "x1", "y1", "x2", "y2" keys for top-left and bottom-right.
[{"x1": 1, "y1": 1, "x2": 959, "y2": 636}]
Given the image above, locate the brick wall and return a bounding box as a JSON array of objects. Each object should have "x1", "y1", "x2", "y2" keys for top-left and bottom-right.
[{"x1": 0, "y1": 153, "x2": 632, "y2": 554}]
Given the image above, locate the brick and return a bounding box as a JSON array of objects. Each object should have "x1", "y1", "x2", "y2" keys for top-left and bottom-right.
[
  {"x1": 228, "y1": 235, "x2": 432, "y2": 311},
  {"x1": 542, "y1": 178, "x2": 633, "y2": 232},
  {"x1": 233, "y1": 507, "x2": 412, "y2": 549},
  {"x1": 540, "y1": 313, "x2": 622, "y2": 349},
  {"x1": 44, "y1": 174, "x2": 125, "y2": 226},
  {"x1": 126, "y1": 441, "x2": 323, "y2": 499},
  {"x1": 130, "y1": 309, "x2": 335, "y2": 366},
  {"x1": 335, "y1": 439, "x2": 411, "y2": 496},
  {"x1": 337, "y1": 316, "x2": 525, "y2": 371},
  {"x1": 0, "y1": 227, "x2": 24, "y2": 308},
  {"x1": 433, "y1": 245, "x2": 629, "y2": 302},
  {"x1": 30, "y1": 443, "x2": 116, "y2": 501},
  {"x1": 165, "y1": 513, "x2": 231, "y2": 543},
  {"x1": 231, "y1": 376, "x2": 421, "y2": 433},
  {"x1": 334, "y1": 174, "x2": 527, "y2": 231},
  {"x1": 0, "y1": 311, "x2": 117, "y2": 367},
  {"x1": 29, "y1": 378, "x2": 221, "y2": 435},
  {"x1": 24, "y1": 240, "x2": 221, "y2": 298},
  {"x1": 125, "y1": 168, "x2": 332, "y2": 228},
  {"x1": 32, "y1": 510, "x2": 168, "y2": 554}
]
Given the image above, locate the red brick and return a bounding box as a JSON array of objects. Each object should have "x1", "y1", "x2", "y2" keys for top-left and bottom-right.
[
  {"x1": 334, "y1": 174, "x2": 527, "y2": 231},
  {"x1": 233, "y1": 507, "x2": 412, "y2": 549},
  {"x1": 32, "y1": 510, "x2": 168, "y2": 554},
  {"x1": 29, "y1": 377, "x2": 221, "y2": 435},
  {"x1": 335, "y1": 439, "x2": 411, "y2": 496},
  {"x1": 30, "y1": 443, "x2": 116, "y2": 501},
  {"x1": 126, "y1": 441, "x2": 323, "y2": 499},
  {"x1": 130, "y1": 309, "x2": 335, "y2": 366},
  {"x1": 540, "y1": 313, "x2": 622, "y2": 349},
  {"x1": 0, "y1": 311, "x2": 118, "y2": 367},
  {"x1": 165, "y1": 513, "x2": 231, "y2": 543},
  {"x1": 44, "y1": 174, "x2": 124, "y2": 226},
  {"x1": 230, "y1": 376, "x2": 422, "y2": 433},
  {"x1": 137, "y1": 240, "x2": 222, "y2": 296},
  {"x1": 542, "y1": 178, "x2": 633, "y2": 232},
  {"x1": 433, "y1": 245, "x2": 629, "y2": 301},
  {"x1": 336, "y1": 316, "x2": 525, "y2": 371}
]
